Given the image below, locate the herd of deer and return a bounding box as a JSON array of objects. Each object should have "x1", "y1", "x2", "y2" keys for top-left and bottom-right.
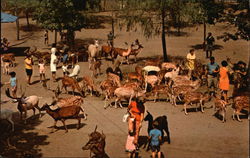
[{"x1": 1, "y1": 39, "x2": 249, "y2": 156}]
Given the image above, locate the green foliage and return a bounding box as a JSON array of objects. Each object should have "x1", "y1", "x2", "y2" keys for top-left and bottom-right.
[{"x1": 33, "y1": 0, "x2": 85, "y2": 32}]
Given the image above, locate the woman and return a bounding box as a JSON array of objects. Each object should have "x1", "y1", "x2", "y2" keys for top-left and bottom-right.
[
  {"x1": 24, "y1": 54, "x2": 33, "y2": 84},
  {"x1": 128, "y1": 97, "x2": 145, "y2": 147},
  {"x1": 186, "y1": 49, "x2": 196, "y2": 79},
  {"x1": 219, "y1": 60, "x2": 230, "y2": 102},
  {"x1": 50, "y1": 43, "x2": 58, "y2": 82}
]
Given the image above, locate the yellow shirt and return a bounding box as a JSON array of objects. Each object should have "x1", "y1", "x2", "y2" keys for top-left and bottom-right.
[{"x1": 25, "y1": 58, "x2": 32, "y2": 69}]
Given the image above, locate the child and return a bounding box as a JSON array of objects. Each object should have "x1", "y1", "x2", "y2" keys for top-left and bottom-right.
[
  {"x1": 44, "y1": 30, "x2": 48, "y2": 45},
  {"x1": 62, "y1": 62, "x2": 69, "y2": 77},
  {"x1": 5, "y1": 72, "x2": 17, "y2": 98},
  {"x1": 125, "y1": 112, "x2": 136, "y2": 158},
  {"x1": 149, "y1": 121, "x2": 162, "y2": 158},
  {"x1": 38, "y1": 59, "x2": 46, "y2": 82}
]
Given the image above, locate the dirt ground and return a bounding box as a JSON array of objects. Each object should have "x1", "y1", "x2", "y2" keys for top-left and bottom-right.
[{"x1": 0, "y1": 17, "x2": 249, "y2": 158}]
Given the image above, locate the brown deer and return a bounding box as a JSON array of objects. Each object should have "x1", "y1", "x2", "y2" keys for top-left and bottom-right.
[
  {"x1": 82, "y1": 126, "x2": 107, "y2": 158},
  {"x1": 61, "y1": 76, "x2": 84, "y2": 96}
]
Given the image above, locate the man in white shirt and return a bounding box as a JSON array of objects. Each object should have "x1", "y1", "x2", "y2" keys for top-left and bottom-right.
[
  {"x1": 69, "y1": 64, "x2": 80, "y2": 79},
  {"x1": 50, "y1": 43, "x2": 58, "y2": 82},
  {"x1": 186, "y1": 49, "x2": 196, "y2": 79}
]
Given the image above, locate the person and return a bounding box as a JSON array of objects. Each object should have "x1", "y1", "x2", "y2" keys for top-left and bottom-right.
[
  {"x1": 69, "y1": 64, "x2": 80, "y2": 79},
  {"x1": 38, "y1": 58, "x2": 46, "y2": 82},
  {"x1": 205, "y1": 32, "x2": 215, "y2": 58},
  {"x1": 2, "y1": 37, "x2": 10, "y2": 52},
  {"x1": 107, "y1": 31, "x2": 114, "y2": 47},
  {"x1": 149, "y1": 121, "x2": 162, "y2": 158},
  {"x1": 50, "y1": 43, "x2": 58, "y2": 82},
  {"x1": 186, "y1": 49, "x2": 196, "y2": 79},
  {"x1": 62, "y1": 62, "x2": 69, "y2": 77},
  {"x1": 61, "y1": 42, "x2": 69, "y2": 63},
  {"x1": 125, "y1": 111, "x2": 136, "y2": 158},
  {"x1": 5, "y1": 71, "x2": 17, "y2": 98},
  {"x1": 128, "y1": 97, "x2": 145, "y2": 148},
  {"x1": 24, "y1": 54, "x2": 33, "y2": 85},
  {"x1": 44, "y1": 30, "x2": 48, "y2": 45},
  {"x1": 206, "y1": 57, "x2": 219, "y2": 95},
  {"x1": 219, "y1": 60, "x2": 230, "y2": 102},
  {"x1": 235, "y1": 61, "x2": 247, "y2": 85}
]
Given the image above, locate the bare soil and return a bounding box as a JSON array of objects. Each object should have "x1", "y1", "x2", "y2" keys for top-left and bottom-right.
[{"x1": 1, "y1": 17, "x2": 249, "y2": 158}]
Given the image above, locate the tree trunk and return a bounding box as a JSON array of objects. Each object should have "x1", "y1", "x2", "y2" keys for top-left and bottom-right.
[
  {"x1": 15, "y1": 9, "x2": 20, "y2": 40},
  {"x1": 54, "y1": 30, "x2": 57, "y2": 44},
  {"x1": 112, "y1": 18, "x2": 115, "y2": 36},
  {"x1": 203, "y1": 20, "x2": 206, "y2": 50},
  {"x1": 161, "y1": 8, "x2": 168, "y2": 62},
  {"x1": 25, "y1": 11, "x2": 30, "y2": 30}
]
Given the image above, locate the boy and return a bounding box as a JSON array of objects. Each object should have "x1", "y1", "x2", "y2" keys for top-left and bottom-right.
[
  {"x1": 5, "y1": 71, "x2": 17, "y2": 98},
  {"x1": 149, "y1": 121, "x2": 162, "y2": 158}
]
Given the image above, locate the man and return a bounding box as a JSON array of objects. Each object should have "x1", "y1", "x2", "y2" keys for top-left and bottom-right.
[
  {"x1": 205, "y1": 32, "x2": 215, "y2": 58},
  {"x1": 107, "y1": 31, "x2": 114, "y2": 47},
  {"x1": 50, "y1": 43, "x2": 58, "y2": 82},
  {"x1": 206, "y1": 56, "x2": 219, "y2": 95}
]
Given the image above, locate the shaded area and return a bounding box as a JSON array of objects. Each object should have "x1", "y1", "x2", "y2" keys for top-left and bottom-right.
[
  {"x1": 0, "y1": 113, "x2": 49, "y2": 158},
  {"x1": 190, "y1": 44, "x2": 224, "y2": 51},
  {"x1": 2, "y1": 47, "x2": 30, "y2": 57},
  {"x1": 20, "y1": 24, "x2": 43, "y2": 32},
  {"x1": 84, "y1": 15, "x2": 112, "y2": 29},
  {"x1": 167, "y1": 30, "x2": 189, "y2": 37}
]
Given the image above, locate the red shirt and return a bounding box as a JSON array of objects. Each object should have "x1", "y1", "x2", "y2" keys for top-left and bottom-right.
[{"x1": 128, "y1": 101, "x2": 145, "y2": 121}]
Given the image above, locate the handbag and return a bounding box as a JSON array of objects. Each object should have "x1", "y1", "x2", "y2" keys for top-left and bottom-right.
[{"x1": 123, "y1": 112, "x2": 129, "y2": 122}]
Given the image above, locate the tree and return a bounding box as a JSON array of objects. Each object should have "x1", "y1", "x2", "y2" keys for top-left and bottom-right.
[
  {"x1": 2, "y1": 0, "x2": 39, "y2": 29},
  {"x1": 119, "y1": 0, "x2": 179, "y2": 62},
  {"x1": 33, "y1": 0, "x2": 85, "y2": 46}
]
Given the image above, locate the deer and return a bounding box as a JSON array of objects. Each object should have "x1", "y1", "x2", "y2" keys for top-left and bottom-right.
[
  {"x1": 113, "y1": 43, "x2": 134, "y2": 65},
  {"x1": 90, "y1": 60, "x2": 102, "y2": 78},
  {"x1": 82, "y1": 126, "x2": 107, "y2": 158},
  {"x1": 151, "y1": 84, "x2": 172, "y2": 102},
  {"x1": 100, "y1": 79, "x2": 118, "y2": 109},
  {"x1": 129, "y1": 44, "x2": 144, "y2": 62},
  {"x1": 5, "y1": 88, "x2": 41, "y2": 124},
  {"x1": 1, "y1": 53, "x2": 16, "y2": 67},
  {"x1": 88, "y1": 40, "x2": 99, "y2": 69},
  {"x1": 81, "y1": 76, "x2": 99, "y2": 96},
  {"x1": 41, "y1": 103, "x2": 86, "y2": 133},
  {"x1": 232, "y1": 95, "x2": 249, "y2": 122},
  {"x1": 212, "y1": 94, "x2": 228, "y2": 123},
  {"x1": 183, "y1": 92, "x2": 211, "y2": 115},
  {"x1": 171, "y1": 81, "x2": 200, "y2": 106},
  {"x1": 61, "y1": 76, "x2": 85, "y2": 96}
]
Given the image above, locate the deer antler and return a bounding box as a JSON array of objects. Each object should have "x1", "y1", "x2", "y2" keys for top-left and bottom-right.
[{"x1": 94, "y1": 125, "x2": 97, "y2": 132}]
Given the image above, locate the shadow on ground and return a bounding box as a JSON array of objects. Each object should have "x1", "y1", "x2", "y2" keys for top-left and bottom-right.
[
  {"x1": 190, "y1": 44, "x2": 224, "y2": 51},
  {"x1": 0, "y1": 113, "x2": 49, "y2": 158}
]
